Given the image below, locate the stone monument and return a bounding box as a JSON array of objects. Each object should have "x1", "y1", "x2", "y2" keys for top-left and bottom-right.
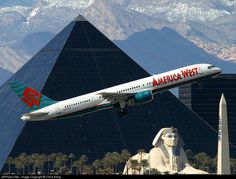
[
  {"x1": 217, "y1": 94, "x2": 230, "y2": 174},
  {"x1": 123, "y1": 127, "x2": 208, "y2": 174}
]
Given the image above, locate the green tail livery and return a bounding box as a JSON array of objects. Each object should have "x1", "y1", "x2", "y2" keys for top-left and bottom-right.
[{"x1": 9, "y1": 80, "x2": 58, "y2": 112}]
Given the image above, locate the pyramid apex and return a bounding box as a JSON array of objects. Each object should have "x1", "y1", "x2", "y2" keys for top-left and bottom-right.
[{"x1": 74, "y1": 14, "x2": 88, "y2": 22}]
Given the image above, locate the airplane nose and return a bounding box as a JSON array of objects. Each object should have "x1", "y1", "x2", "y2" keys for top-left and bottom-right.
[
  {"x1": 212, "y1": 67, "x2": 222, "y2": 78},
  {"x1": 216, "y1": 67, "x2": 222, "y2": 74}
]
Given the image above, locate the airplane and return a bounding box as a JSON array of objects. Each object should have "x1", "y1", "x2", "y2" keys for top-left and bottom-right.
[{"x1": 10, "y1": 63, "x2": 221, "y2": 122}]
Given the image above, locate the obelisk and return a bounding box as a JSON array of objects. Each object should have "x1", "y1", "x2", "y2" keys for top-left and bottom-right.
[{"x1": 217, "y1": 93, "x2": 230, "y2": 174}]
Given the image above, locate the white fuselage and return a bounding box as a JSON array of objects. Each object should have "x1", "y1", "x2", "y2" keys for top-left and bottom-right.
[{"x1": 23, "y1": 64, "x2": 221, "y2": 121}]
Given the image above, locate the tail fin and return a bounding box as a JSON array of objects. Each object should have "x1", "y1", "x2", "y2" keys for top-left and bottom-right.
[{"x1": 10, "y1": 80, "x2": 57, "y2": 112}]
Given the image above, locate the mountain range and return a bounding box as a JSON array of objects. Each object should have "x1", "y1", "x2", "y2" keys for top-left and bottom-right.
[{"x1": 0, "y1": 0, "x2": 235, "y2": 86}]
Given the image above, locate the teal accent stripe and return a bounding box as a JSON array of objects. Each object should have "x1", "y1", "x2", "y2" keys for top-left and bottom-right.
[
  {"x1": 10, "y1": 84, "x2": 22, "y2": 89},
  {"x1": 12, "y1": 87, "x2": 25, "y2": 94}
]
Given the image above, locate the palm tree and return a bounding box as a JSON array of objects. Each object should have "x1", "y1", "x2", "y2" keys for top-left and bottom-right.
[
  {"x1": 48, "y1": 153, "x2": 57, "y2": 174},
  {"x1": 14, "y1": 157, "x2": 24, "y2": 175},
  {"x1": 185, "y1": 149, "x2": 194, "y2": 165},
  {"x1": 137, "y1": 149, "x2": 146, "y2": 174},
  {"x1": 230, "y1": 158, "x2": 236, "y2": 174},
  {"x1": 210, "y1": 155, "x2": 217, "y2": 173},
  {"x1": 47, "y1": 155, "x2": 53, "y2": 174},
  {"x1": 69, "y1": 153, "x2": 75, "y2": 174},
  {"x1": 30, "y1": 153, "x2": 40, "y2": 174},
  {"x1": 40, "y1": 154, "x2": 47, "y2": 174},
  {"x1": 60, "y1": 166, "x2": 70, "y2": 175},
  {"x1": 92, "y1": 159, "x2": 102, "y2": 174},
  {"x1": 146, "y1": 168, "x2": 161, "y2": 175},
  {"x1": 103, "y1": 152, "x2": 114, "y2": 173},
  {"x1": 120, "y1": 149, "x2": 131, "y2": 175},
  {"x1": 35, "y1": 155, "x2": 46, "y2": 174},
  {"x1": 111, "y1": 152, "x2": 122, "y2": 174},
  {"x1": 137, "y1": 149, "x2": 146, "y2": 161},
  {"x1": 82, "y1": 164, "x2": 93, "y2": 174},
  {"x1": 79, "y1": 155, "x2": 88, "y2": 174},
  {"x1": 18, "y1": 153, "x2": 29, "y2": 175},
  {"x1": 121, "y1": 149, "x2": 131, "y2": 163},
  {"x1": 27, "y1": 155, "x2": 34, "y2": 174},
  {"x1": 193, "y1": 152, "x2": 211, "y2": 171},
  {"x1": 54, "y1": 152, "x2": 63, "y2": 173},
  {"x1": 140, "y1": 159, "x2": 149, "y2": 174},
  {"x1": 6, "y1": 157, "x2": 14, "y2": 174},
  {"x1": 130, "y1": 159, "x2": 139, "y2": 174},
  {"x1": 61, "y1": 154, "x2": 69, "y2": 167},
  {"x1": 72, "y1": 160, "x2": 80, "y2": 175}
]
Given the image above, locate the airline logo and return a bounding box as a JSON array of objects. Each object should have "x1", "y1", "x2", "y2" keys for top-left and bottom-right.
[
  {"x1": 21, "y1": 87, "x2": 42, "y2": 108},
  {"x1": 153, "y1": 67, "x2": 199, "y2": 87}
]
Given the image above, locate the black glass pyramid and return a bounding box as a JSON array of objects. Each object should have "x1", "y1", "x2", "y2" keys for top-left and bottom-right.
[{"x1": 0, "y1": 15, "x2": 218, "y2": 172}]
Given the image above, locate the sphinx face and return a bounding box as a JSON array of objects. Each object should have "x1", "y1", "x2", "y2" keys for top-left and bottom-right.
[{"x1": 162, "y1": 132, "x2": 178, "y2": 147}]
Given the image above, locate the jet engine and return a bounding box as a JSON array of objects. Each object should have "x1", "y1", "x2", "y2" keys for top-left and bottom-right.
[{"x1": 128, "y1": 90, "x2": 153, "y2": 106}]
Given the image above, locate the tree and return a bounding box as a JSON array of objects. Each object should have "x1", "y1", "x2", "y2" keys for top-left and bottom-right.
[
  {"x1": 30, "y1": 153, "x2": 40, "y2": 174},
  {"x1": 92, "y1": 159, "x2": 102, "y2": 174},
  {"x1": 121, "y1": 149, "x2": 131, "y2": 175},
  {"x1": 130, "y1": 159, "x2": 139, "y2": 174},
  {"x1": 121, "y1": 149, "x2": 131, "y2": 163},
  {"x1": 69, "y1": 153, "x2": 75, "y2": 174},
  {"x1": 34, "y1": 155, "x2": 46, "y2": 174},
  {"x1": 27, "y1": 155, "x2": 34, "y2": 174},
  {"x1": 230, "y1": 158, "x2": 236, "y2": 174},
  {"x1": 185, "y1": 149, "x2": 194, "y2": 165},
  {"x1": 103, "y1": 152, "x2": 114, "y2": 172},
  {"x1": 82, "y1": 165, "x2": 93, "y2": 174},
  {"x1": 48, "y1": 153, "x2": 57, "y2": 174},
  {"x1": 144, "y1": 168, "x2": 161, "y2": 175},
  {"x1": 193, "y1": 152, "x2": 211, "y2": 171},
  {"x1": 137, "y1": 149, "x2": 146, "y2": 174},
  {"x1": 18, "y1": 153, "x2": 29, "y2": 175},
  {"x1": 137, "y1": 149, "x2": 146, "y2": 161},
  {"x1": 79, "y1": 155, "x2": 88, "y2": 174},
  {"x1": 59, "y1": 166, "x2": 70, "y2": 175},
  {"x1": 6, "y1": 157, "x2": 14, "y2": 174},
  {"x1": 61, "y1": 154, "x2": 69, "y2": 167},
  {"x1": 72, "y1": 160, "x2": 80, "y2": 175},
  {"x1": 54, "y1": 153, "x2": 63, "y2": 173},
  {"x1": 14, "y1": 157, "x2": 24, "y2": 175},
  {"x1": 140, "y1": 159, "x2": 149, "y2": 174},
  {"x1": 111, "y1": 152, "x2": 122, "y2": 173}
]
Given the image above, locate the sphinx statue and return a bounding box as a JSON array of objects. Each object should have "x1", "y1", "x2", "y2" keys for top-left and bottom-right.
[
  {"x1": 123, "y1": 127, "x2": 208, "y2": 175},
  {"x1": 149, "y1": 127, "x2": 208, "y2": 174}
]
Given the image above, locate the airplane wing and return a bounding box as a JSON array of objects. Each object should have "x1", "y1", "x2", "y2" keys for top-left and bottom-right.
[{"x1": 98, "y1": 92, "x2": 134, "y2": 102}]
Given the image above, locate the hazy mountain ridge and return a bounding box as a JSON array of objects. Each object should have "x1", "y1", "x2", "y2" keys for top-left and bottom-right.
[
  {"x1": 115, "y1": 27, "x2": 236, "y2": 75},
  {"x1": 0, "y1": 46, "x2": 27, "y2": 73},
  {"x1": 0, "y1": 67, "x2": 12, "y2": 86},
  {"x1": 123, "y1": 0, "x2": 236, "y2": 62}
]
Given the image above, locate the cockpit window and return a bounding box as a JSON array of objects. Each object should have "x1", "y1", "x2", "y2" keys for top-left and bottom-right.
[{"x1": 208, "y1": 65, "x2": 215, "y2": 69}]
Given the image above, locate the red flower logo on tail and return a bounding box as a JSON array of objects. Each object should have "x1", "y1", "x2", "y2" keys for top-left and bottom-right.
[{"x1": 21, "y1": 87, "x2": 42, "y2": 109}]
